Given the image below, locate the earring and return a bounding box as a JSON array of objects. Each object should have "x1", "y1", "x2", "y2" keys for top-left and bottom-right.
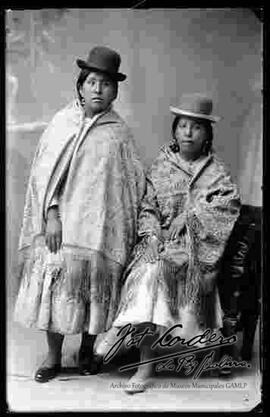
[
  {"x1": 81, "y1": 97, "x2": 85, "y2": 107},
  {"x1": 203, "y1": 140, "x2": 210, "y2": 154},
  {"x1": 169, "y1": 139, "x2": 180, "y2": 153}
]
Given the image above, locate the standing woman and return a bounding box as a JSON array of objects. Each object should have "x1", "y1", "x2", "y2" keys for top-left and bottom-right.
[
  {"x1": 14, "y1": 46, "x2": 145, "y2": 382},
  {"x1": 105, "y1": 94, "x2": 241, "y2": 393}
]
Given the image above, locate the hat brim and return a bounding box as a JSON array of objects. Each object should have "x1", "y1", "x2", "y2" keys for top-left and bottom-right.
[
  {"x1": 76, "y1": 59, "x2": 126, "y2": 81},
  {"x1": 169, "y1": 106, "x2": 221, "y2": 123}
]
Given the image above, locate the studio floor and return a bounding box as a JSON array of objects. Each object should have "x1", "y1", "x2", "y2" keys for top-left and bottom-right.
[{"x1": 6, "y1": 313, "x2": 262, "y2": 413}]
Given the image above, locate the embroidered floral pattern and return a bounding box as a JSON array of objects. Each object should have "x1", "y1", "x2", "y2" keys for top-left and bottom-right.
[{"x1": 113, "y1": 145, "x2": 241, "y2": 330}]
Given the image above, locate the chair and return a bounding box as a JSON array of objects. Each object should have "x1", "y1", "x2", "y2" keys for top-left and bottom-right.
[{"x1": 217, "y1": 204, "x2": 262, "y2": 367}]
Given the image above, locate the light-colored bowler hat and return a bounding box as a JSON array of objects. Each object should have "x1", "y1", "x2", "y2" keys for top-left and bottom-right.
[{"x1": 170, "y1": 93, "x2": 221, "y2": 123}]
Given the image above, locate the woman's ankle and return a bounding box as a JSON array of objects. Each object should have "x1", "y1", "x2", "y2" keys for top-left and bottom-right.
[
  {"x1": 42, "y1": 353, "x2": 62, "y2": 367},
  {"x1": 79, "y1": 333, "x2": 96, "y2": 356},
  {"x1": 46, "y1": 331, "x2": 64, "y2": 364},
  {"x1": 135, "y1": 362, "x2": 154, "y2": 379}
]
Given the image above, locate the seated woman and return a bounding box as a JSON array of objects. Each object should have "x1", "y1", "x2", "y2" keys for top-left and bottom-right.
[{"x1": 98, "y1": 93, "x2": 241, "y2": 393}]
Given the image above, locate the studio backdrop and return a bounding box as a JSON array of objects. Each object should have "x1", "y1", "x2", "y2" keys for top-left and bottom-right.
[{"x1": 6, "y1": 8, "x2": 262, "y2": 366}]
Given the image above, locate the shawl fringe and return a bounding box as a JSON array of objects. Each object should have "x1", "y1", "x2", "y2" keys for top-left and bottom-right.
[{"x1": 18, "y1": 239, "x2": 123, "y2": 308}]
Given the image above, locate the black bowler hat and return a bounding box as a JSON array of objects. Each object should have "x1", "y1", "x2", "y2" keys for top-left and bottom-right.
[{"x1": 76, "y1": 46, "x2": 127, "y2": 82}]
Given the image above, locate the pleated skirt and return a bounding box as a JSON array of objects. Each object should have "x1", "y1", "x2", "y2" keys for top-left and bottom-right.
[{"x1": 14, "y1": 236, "x2": 123, "y2": 335}]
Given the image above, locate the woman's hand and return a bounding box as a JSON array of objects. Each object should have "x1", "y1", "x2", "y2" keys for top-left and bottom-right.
[
  {"x1": 45, "y1": 207, "x2": 62, "y2": 253},
  {"x1": 168, "y1": 213, "x2": 187, "y2": 242},
  {"x1": 142, "y1": 235, "x2": 164, "y2": 263}
]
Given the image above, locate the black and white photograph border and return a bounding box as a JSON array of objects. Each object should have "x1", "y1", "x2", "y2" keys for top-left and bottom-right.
[{"x1": 5, "y1": 6, "x2": 263, "y2": 412}]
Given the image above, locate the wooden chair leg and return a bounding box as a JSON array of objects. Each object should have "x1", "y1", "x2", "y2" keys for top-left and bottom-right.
[
  {"x1": 240, "y1": 312, "x2": 258, "y2": 361},
  {"x1": 218, "y1": 317, "x2": 238, "y2": 377}
]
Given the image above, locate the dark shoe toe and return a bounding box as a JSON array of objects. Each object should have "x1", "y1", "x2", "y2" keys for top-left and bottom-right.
[
  {"x1": 78, "y1": 364, "x2": 93, "y2": 376},
  {"x1": 34, "y1": 364, "x2": 61, "y2": 383},
  {"x1": 79, "y1": 355, "x2": 102, "y2": 376}
]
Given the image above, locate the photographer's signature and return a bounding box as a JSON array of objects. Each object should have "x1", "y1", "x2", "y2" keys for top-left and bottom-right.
[{"x1": 103, "y1": 323, "x2": 251, "y2": 379}]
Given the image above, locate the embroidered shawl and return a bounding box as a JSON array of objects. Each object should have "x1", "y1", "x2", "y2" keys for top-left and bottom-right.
[
  {"x1": 19, "y1": 100, "x2": 146, "y2": 268},
  {"x1": 133, "y1": 144, "x2": 241, "y2": 313}
]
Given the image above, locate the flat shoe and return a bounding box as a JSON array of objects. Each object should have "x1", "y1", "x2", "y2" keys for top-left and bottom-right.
[
  {"x1": 124, "y1": 374, "x2": 150, "y2": 395},
  {"x1": 79, "y1": 354, "x2": 102, "y2": 376},
  {"x1": 78, "y1": 349, "x2": 92, "y2": 375},
  {"x1": 219, "y1": 368, "x2": 232, "y2": 378},
  {"x1": 34, "y1": 364, "x2": 61, "y2": 383}
]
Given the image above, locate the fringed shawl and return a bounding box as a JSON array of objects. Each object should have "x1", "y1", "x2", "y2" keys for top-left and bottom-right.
[
  {"x1": 19, "y1": 100, "x2": 146, "y2": 268},
  {"x1": 133, "y1": 144, "x2": 241, "y2": 316}
]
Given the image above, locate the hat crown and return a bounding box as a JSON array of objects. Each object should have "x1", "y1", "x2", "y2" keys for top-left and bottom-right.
[
  {"x1": 76, "y1": 46, "x2": 126, "y2": 81},
  {"x1": 170, "y1": 93, "x2": 220, "y2": 123},
  {"x1": 178, "y1": 94, "x2": 213, "y2": 116},
  {"x1": 87, "y1": 46, "x2": 121, "y2": 73}
]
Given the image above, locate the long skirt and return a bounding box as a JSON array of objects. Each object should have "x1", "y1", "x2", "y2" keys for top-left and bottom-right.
[
  {"x1": 14, "y1": 236, "x2": 123, "y2": 335},
  {"x1": 113, "y1": 259, "x2": 223, "y2": 340}
]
